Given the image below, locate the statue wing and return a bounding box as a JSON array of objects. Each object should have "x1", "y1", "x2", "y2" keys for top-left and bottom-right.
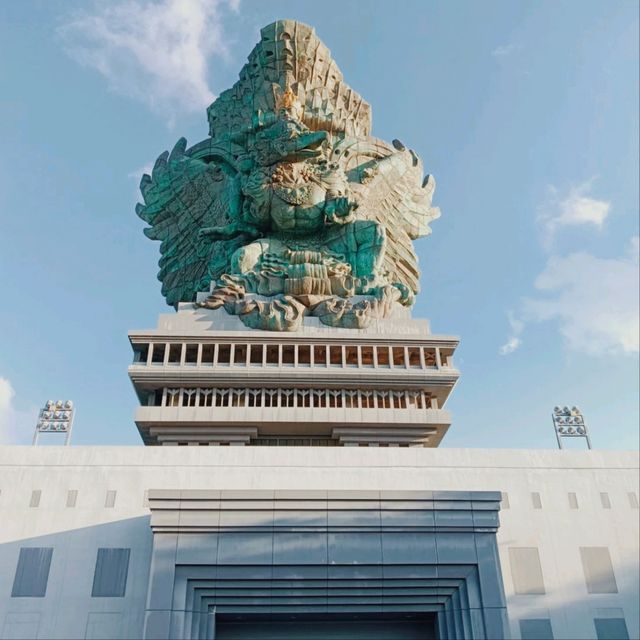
[
  {"x1": 136, "y1": 137, "x2": 245, "y2": 307},
  {"x1": 339, "y1": 139, "x2": 440, "y2": 296}
]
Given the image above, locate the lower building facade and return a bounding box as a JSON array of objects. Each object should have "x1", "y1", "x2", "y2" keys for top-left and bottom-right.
[{"x1": 0, "y1": 447, "x2": 637, "y2": 640}]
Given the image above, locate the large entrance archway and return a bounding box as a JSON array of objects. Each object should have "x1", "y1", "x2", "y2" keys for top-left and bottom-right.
[{"x1": 143, "y1": 490, "x2": 509, "y2": 640}]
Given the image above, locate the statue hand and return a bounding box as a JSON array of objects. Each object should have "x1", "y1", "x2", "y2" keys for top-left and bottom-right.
[{"x1": 325, "y1": 197, "x2": 358, "y2": 224}]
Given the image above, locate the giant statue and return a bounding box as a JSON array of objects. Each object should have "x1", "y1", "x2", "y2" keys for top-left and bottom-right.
[{"x1": 137, "y1": 20, "x2": 440, "y2": 331}]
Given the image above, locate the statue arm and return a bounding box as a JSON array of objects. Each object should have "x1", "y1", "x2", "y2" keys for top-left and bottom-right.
[
  {"x1": 198, "y1": 221, "x2": 262, "y2": 241},
  {"x1": 198, "y1": 170, "x2": 270, "y2": 240}
]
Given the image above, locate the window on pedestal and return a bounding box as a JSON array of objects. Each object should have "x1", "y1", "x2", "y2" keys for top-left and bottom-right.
[
  {"x1": 360, "y1": 346, "x2": 375, "y2": 367},
  {"x1": 378, "y1": 391, "x2": 391, "y2": 409},
  {"x1": 281, "y1": 390, "x2": 294, "y2": 407},
  {"x1": 329, "y1": 346, "x2": 342, "y2": 366},
  {"x1": 201, "y1": 344, "x2": 215, "y2": 365},
  {"x1": 151, "y1": 343, "x2": 166, "y2": 364},
  {"x1": 439, "y1": 349, "x2": 453, "y2": 367},
  {"x1": 231, "y1": 389, "x2": 245, "y2": 407},
  {"x1": 345, "y1": 390, "x2": 358, "y2": 408},
  {"x1": 132, "y1": 343, "x2": 149, "y2": 364},
  {"x1": 313, "y1": 345, "x2": 327, "y2": 366},
  {"x1": 265, "y1": 345, "x2": 279, "y2": 365},
  {"x1": 249, "y1": 344, "x2": 264, "y2": 365},
  {"x1": 298, "y1": 345, "x2": 311, "y2": 366},
  {"x1": 423, "y1": 348, "x2": 437, "y2": 367},
  {"x1": 345, "y1": 346, "x2": 358, "y2": 366},
  {"x1": 407, "y1": 391, "x2": 427, "y2": 410},
  {"x1": 184, "y1": 344, "x2": 198, "y2": 365},
  {"x1": 198, "y1": 389, "x2": 213, "y2": 407},
  {"x1": 215, "y1": 389, "x2": 230, "y2": 407},
  {"x1": 328, "y1": 390, "x2": 342, "y2": 408},
  {"x1": 217, "y1": 344, "x2": 231, "y2": 365},
  {"x1": 297, "y1": 389, "x2": 311, "y2": 407},
  {"x1": 392, "y1": 347, "x2": 406, "y2": 367},
  {"x1": 376, "y1": 346, "x2": 390, "y2": 367},
  {"x1": 168, "y1": 343, "x2": 182, "y2": 364},
  {"x1": 408, "y1": 347, "x2": 422, "y2": 368},
  {"x1": 263, "y1": 389, "x2": 277, "y2": 407},
  {"x1": 282, "y1": 345, "x2": 295, "y2": 365},
  {"x1": 393, "y1": 391, "x2": 406, "y2": 408},
  {"x1": 247, "y1": 389, "x2": 261, "y2": 407},
  {"x1": 234, "y1": 344, "x2": 247, "y2": 365},
  {"x1": 361, "y1": 390, "x2": 374, "y2": 408},
  {"x1": 166, "y1": 389, "x2": 180, "y2": 407},
  {"x1": 183, "y1": 389, "x2": 197, "y2": 407}
]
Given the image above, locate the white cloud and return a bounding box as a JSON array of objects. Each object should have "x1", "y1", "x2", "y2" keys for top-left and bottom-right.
[
  {"x1": 59, "y1": 0, "x2": 239, "y2": 121},
  {"x1": 499, "y1": 312, "x2": 524, "y2": 355},
  {"x1": 538, "y1": 180, "x2": 611, "y2": 248},
  {"x1": 522, "y1": 237, "x2": 639, "y2": 355},
  {"x1": 0, "y1": 378, "x2": 37, "y2": 444},
  {"x1": 492, "y1": 43, "x2": 517, "y2": 57}
]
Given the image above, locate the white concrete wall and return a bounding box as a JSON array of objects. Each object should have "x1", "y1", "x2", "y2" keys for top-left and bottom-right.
[{"x1": 0, "y1": 447, "x2": 637, "y2": 640}]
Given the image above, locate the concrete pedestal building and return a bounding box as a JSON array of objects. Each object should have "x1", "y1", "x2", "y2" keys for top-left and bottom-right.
[
  {"x1": 0, "y1": 306, "x2": 637, "y2": 640},
  {"x1": 1, "y1": 18, "x2": 638, "y2": 640}
]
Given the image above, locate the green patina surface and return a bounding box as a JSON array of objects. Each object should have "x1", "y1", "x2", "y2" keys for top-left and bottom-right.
[{"x1": 137, "y1": 20, "x2": 440, "y2": 331}]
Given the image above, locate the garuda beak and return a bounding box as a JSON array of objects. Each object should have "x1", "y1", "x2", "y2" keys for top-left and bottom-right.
[{"x1": 277, "y1": 130, "x2": 327, "y2": 162}]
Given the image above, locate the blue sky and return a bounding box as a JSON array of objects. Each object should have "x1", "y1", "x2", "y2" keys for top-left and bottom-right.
[{"x1": 0, "y1": 0, "x2": 638, "y2": 449}]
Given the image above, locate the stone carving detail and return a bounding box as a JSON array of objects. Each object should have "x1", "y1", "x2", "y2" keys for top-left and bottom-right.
[{"x1": 137, "y1": 20, "x2": 440, "y2": 331}]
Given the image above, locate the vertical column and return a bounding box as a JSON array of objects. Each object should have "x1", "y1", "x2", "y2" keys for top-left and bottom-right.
[{"x1": 143, "y1": 531, "x2": 179, "y2": 640}]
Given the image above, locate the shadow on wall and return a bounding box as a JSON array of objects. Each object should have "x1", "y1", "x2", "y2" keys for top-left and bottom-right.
[
  {"x1": 0, "y1": 517, "x2": 638, "y2": 640},
  {"x1": 0, "y1": 517, "x2": 152, "y2": 640}
]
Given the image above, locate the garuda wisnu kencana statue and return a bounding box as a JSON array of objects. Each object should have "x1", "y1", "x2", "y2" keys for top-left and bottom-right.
[{"x1": 137, "y1": 20, "x2": 440, "y2": 331}]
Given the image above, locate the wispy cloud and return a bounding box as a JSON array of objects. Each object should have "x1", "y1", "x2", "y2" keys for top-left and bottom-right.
[
  {"x1": 538, "y1": 180, "x2": 611, "y2": 249},
  {"x1": 0, "y1": 377, "x2": 37, "y2": 444},
  {"x1": 58, "y1": 0, "x2": 239, "y2": 122},
  {"x1": 521, "y1": 237, "x2": 639, "y2": 356},
  {"x1": 492, "y1": 43, "x2": 523, "y2": 58},
  {"x1": 499, "y1": 312, "x2": 524, "y2": 355},
  {"x1": 500, "y1": 174, "x2": 635, "y2": 357}
]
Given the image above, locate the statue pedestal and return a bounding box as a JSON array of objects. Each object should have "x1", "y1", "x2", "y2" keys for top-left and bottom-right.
[{"x1": 128, "y1": 304, "x2": 459, "y2": 447}]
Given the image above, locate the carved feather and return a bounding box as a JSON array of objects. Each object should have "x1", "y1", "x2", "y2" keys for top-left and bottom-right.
[
  {"x1": 338, "y1": 139, "x2": 440, "y2": 295},
  {"x1": 135, "y1": 138, "x2": 244, "y2": 307}
]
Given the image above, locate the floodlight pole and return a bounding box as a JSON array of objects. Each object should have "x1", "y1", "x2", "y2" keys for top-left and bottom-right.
[
  {"x1": 554, "y1": 424, "x2": 563, "y2": 450},
  {"x1": 64, "y1": 408, "x2": 75, "y2": 446},
  {"x1": 552, "y1": 406, "x2": 592, "y2": 450}
]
